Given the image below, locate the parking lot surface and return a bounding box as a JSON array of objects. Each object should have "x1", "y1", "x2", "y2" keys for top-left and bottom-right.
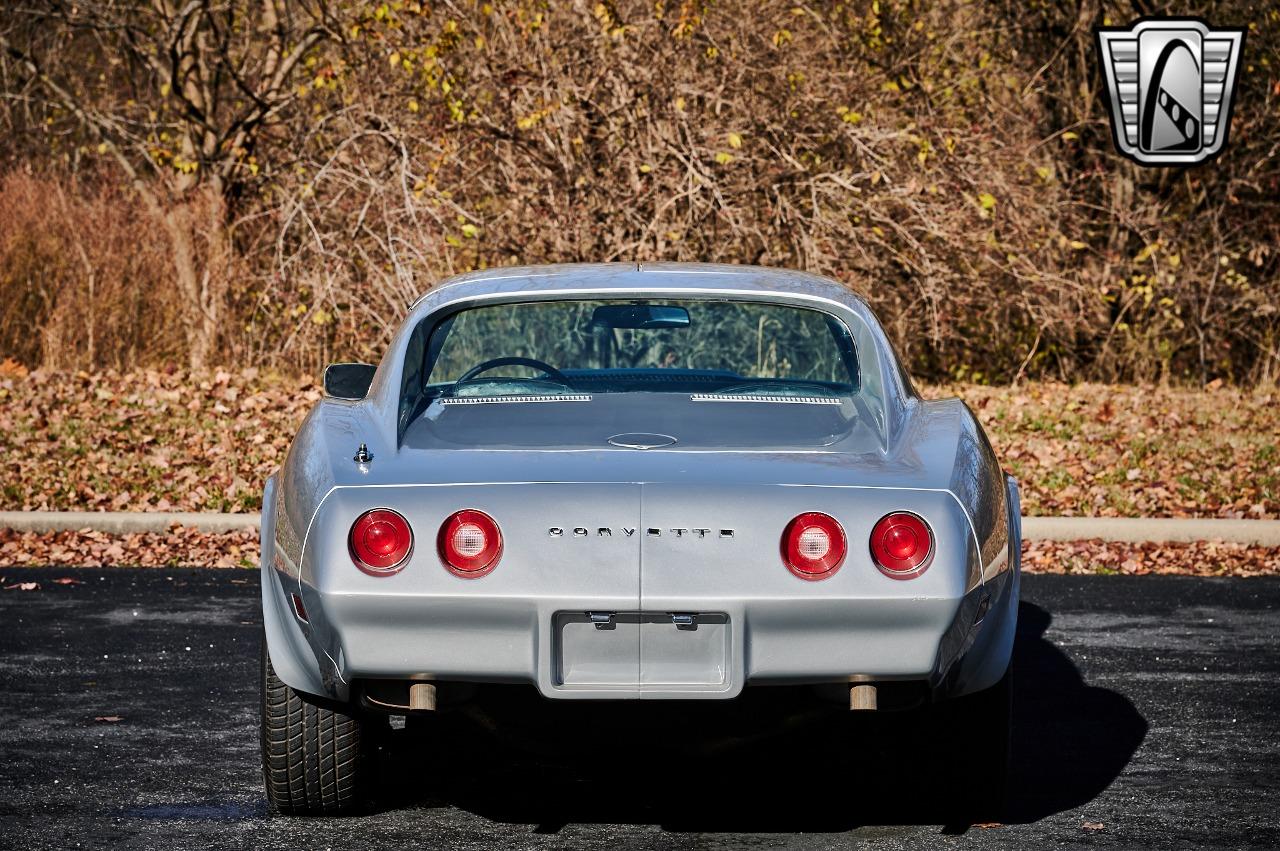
[{"x1": 0, "y1": 569, "x2": 1276, "y2": 850}]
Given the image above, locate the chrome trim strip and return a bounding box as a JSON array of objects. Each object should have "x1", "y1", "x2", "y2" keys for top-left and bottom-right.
[
  {"x1": 440, "y1": 394, "x2": 593, "y2": 405},
  {"x1": 689, "y1": 394, "x2": 842, "y2": 405}
]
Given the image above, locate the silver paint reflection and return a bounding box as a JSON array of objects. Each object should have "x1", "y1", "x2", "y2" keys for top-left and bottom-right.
[{"x1": 260, "y1": 263, "x2": 1019, "y2": 705}]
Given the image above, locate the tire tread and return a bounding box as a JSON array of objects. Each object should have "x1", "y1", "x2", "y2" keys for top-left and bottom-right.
[{"x1": 260, "y1": 638, "x2": 366, "y2": 815}]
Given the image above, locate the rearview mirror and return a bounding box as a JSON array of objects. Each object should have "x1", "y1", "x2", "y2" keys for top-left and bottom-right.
[
  {"x1": 589, "y1": 304, "x2": 691, "y2": 330},
  {"x1": 323, "y1": 363, "x2": 376, "y2": 400}
]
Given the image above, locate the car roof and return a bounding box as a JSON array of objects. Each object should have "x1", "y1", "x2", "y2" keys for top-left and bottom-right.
[
  {"x1": 411, "y1": 262, "x2": 871, "y2": 315},
  {"x1": 364, "y1": 262, "x2": 912, "y2": 447}
]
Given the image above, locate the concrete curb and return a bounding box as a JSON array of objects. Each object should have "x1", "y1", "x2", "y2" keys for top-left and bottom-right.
[
  {"x1": 0, "y1": 511, "x2": 260, "y2": 535},
  {"x1": 1021, "y1": 517, "x2": 1280, "y2": 546},
  {"x1": 1, "y1": 511, "x2": 1279, "y2": 545}
]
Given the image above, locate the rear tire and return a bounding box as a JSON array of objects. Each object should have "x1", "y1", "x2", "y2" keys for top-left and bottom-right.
[
  {"x1": 260, "y1": 637, "x2": 369, "y2": 815},
  {"x1": 936, "y1": 667, "x2": 1012, "y2": 823}
]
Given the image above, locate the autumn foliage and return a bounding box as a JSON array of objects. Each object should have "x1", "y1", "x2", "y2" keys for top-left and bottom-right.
[
  {"x1": 0, "y1": 367, "x2": 1274, "y2": 518},
  {"x1": 0, "y1": 1, "x2": 1278, "y2": 383}
]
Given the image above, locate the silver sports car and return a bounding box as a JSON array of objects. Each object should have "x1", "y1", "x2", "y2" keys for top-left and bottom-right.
[{"x1": 260, "y1": 262, "x2": 1021, "y2": 817}]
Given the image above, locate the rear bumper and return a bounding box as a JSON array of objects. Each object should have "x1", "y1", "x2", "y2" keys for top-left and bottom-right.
[
  {"x1": 261, "y1": 478, "x2": 1021, "y2": 704},
  {"x1": 264, "y1": 572, "x2": 1013, "y2": 701}
]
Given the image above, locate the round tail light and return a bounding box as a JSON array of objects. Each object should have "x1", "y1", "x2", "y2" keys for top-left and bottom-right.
[
  {"x1": 870, "y1": 512, "x2": 934, "y2": 579},
  {"x1": 350, "y1": 509, "x2": 413, "y2": 574},
  {"x1": 781, "y1": 512, "x2": 847, "y2": 580},
  {"x1": 438, "y1": 510, "x2": 502, "y2": 577}
]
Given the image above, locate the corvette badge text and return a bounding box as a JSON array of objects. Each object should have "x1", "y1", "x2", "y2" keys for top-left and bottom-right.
[
  {"x1": 1095, "y1": 17, "x2": 1245, "y2": 166},
  {"x1": 549, "y1": 527, "x2": 735, "y2": 538}
]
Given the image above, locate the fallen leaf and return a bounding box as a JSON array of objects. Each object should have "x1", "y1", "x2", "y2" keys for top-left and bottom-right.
[
  {"x1": 0, "y1": 373, "x2": 1276, "y2": 523},
  {"x1": 1022, "y1": 540, "x2": 1279, "y2": 578},
  {"x1": 0, "y1": 357, "x2": 28, "y2": 377}
]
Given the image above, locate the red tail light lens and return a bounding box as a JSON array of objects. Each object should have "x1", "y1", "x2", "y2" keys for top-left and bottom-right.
[
  {"x1": 781, "y1": 512, "x2": 847, "y2": 580},
  {"x1": 870, "y1": 512, "x2": 934, "y2": 578},
  {"x1": 438, "y1": 510, "x2": 502, "y2": 577},
  {"x1": 350, "y1": 509, "x2": 413, "y2": 574}
]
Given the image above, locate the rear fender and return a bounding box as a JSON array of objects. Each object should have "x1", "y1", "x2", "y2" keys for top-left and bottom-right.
[
  {"x1": 260, "y1": 474, "x2": 337, "y2": 700},
  {"x1": 938, "y1": 475, "x2": 1021, "y2": 698}
]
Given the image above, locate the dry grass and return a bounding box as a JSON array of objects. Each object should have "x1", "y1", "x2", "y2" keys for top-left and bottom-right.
[{"x1": 0, "y1": 172, "x2": 187, "y2": 370}]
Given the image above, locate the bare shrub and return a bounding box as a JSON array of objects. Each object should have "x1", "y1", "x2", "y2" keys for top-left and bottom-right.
[
  {"x1": 0, "y1": 171, "x2": 184, "y2": 369},
  {"x1": 1, "y1": 0, "x2": 331, "y2": 368},
  {"x1": 1, "y1": 1, "x2": 1276, "y2": 383},
  {"x1": 255, "y1": 0, "x2": 1279, "y2": 383}
]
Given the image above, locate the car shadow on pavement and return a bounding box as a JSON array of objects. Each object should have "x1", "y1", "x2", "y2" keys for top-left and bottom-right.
[
  {"x1": 371, "y1": 601, "x2": 1147, "y2": 831},
  {"x1": 1005, "y1": 602, "x2": 1149, "y2": 824}
]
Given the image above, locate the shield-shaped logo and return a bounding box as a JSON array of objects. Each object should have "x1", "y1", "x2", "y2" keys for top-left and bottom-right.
[{"x1": 1096, "y1": 18, "x2": 1245, "y2": 166}]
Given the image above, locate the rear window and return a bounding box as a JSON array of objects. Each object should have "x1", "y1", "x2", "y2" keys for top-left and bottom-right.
[{"x1": 400, "y1": 298, "x2": 859, "y2": 416}]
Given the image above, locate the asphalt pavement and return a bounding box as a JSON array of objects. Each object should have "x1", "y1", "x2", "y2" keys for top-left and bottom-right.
[{"x1": 0, "y1": 569, "x2": 1277, "y2": 850}]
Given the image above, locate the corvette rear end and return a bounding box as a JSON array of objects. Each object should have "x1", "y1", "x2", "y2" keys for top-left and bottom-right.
[{"x1": 259, "y1": 262, "x2": 1020, "y2": 817}]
